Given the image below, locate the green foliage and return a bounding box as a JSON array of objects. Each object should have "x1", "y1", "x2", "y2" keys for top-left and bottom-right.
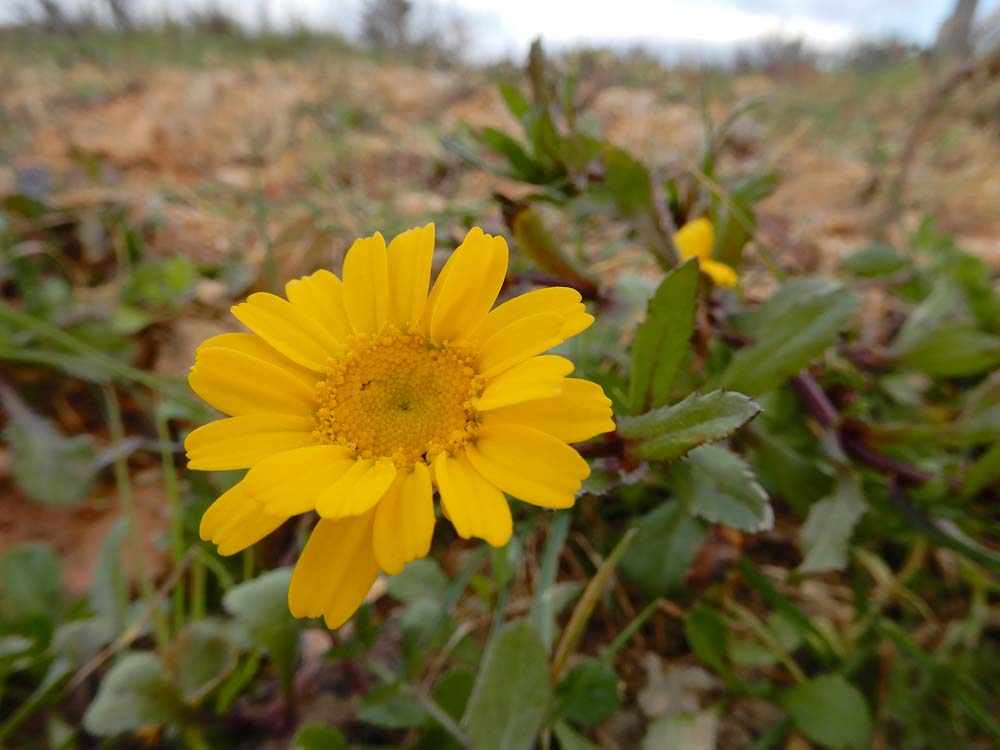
[
  {"x1": 718, "y1": 279, "x2": 860, "y2": 395},
  {"x1": 5, "y1": 32, "x2": 1000, "y2": 750},
  {"x1": 621, "y1": 502, "x2": 707, "y2": 597},
  {"x1": 628, "y1": 259, "x2": 700, "y2": 413},
  {"x1": 82, "y1": 653, "x2": 184, "y2": 736},
  {"x1": 620, "y1": 390, "x2": 761, "y2": 460},
  {"x1": 463, "y1": 620, "x2": 550, "y2": 750},
  {"x1": 780, "y1": 674, "x2": 872, "y2": 749}
]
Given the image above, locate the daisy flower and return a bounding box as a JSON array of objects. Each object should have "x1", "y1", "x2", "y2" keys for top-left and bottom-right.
[
  {"x1": 186, "y1": 225, "x2": 615, "y2": 628},
  {"x1": 674, "y1": 217, "x2": 739, "y2": 287}
]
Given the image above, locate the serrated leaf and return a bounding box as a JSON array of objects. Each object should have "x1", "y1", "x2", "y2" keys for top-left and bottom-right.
[
  {"x1": 621, "y1": 502, "x2": 707, "y2": 597},
  {"x1": 628, "y1": 259, "x2": 700, "y2": 413},
  {"x1": 463, "y1": 620, "x2": 550, "y2": 750},
  {"x1": 719, "y1": 283, "x2": 858, "y2": 396},
  {"x1": 620, "y1": 390, "x2": 761, "y2": 461},
  {"x1": 780, "y1": 674, "x2": 872, "y2": 749},
  {"x1": 799, "y1": 475, "x2": 868, "y2": 573},
  {"x1": 675, "y1": 445, "x2": 773, "y2": 532},
  {"x1": 82, "y1": 652, "x2": 183, "y2": 736}
]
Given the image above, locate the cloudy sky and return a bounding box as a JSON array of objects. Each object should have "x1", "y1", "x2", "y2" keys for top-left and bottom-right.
[{"x1": 6, "y1": 0, "x2": 1000, "y2": 58}]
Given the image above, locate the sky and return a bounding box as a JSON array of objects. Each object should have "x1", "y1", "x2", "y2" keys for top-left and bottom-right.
[{"x1": 5, "y1": 0, "x2": 1000, "y2": 60}]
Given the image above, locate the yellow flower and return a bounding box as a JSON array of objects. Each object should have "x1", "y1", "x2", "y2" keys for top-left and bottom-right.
[
  {"x1": 673, "y1": 217, "x2": 739, "y2": 287},
  {"x1": 186, "y1": 225, "x2": 615, "y2": 628}
]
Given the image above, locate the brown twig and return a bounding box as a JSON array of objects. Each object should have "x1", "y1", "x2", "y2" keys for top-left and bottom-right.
[{"x1": 879, "y1": 48, "x2": 1000, "y2": 236}]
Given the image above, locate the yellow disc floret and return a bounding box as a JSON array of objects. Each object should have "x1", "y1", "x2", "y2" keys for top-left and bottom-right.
[{"x1": 314, "y1": 328, "x2": 481, "y2": 467}]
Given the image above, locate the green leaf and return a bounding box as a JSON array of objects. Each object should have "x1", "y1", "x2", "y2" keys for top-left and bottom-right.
[
  {"x1": 89, "y1": 518, "x2": 128, "y2": 634},
  {"x1": 605, "y1": 146, "x2": 655, "y2": 219},
  {"x1": 684, "y1": 606, "x2": 728, "y2": 675},
  {"x1": 843, "y1": 243, "x2": 908, "y2": 277},
  {"x1": 554, "y1": 659, "x2": 620, "y2": 726},
  {"x1": 2, "y1": 392, "x2": 98, "y2": 507},
  {"x1": 166, "y1": 619, "x2": 239, "y2": 705},
  {"x1": 674, "y1": 445, "x2": 773, "y2": 533},
  {"x1": 476, "y1": 127, "x2": 544, "y2": 182},
  {"x1": 890, "y1": 279, "x2": 962, "y2": 356},
  {"x1": 799, "y1": 476, "x2": 868, "y2": 573},
  {"x1": 0, "y1": 543, "x2": 62, "y2": 640},
  {"x1": 719, "y1": 283, "x2": 859, "y2": 396},
  {"x1": 896, "y1": 326, "x2": 1000, "y2": 376},
  {"x1": 553, "y1": 720, "x2": 600, "y2": 750},
  {"x1": 619, "y1": 390, "x2": 761, "y2": 461},
  {"x1": 463, "y1": 620, "x2": 550, "y2": 750},
  {"x1": 713, "y1": 171, "x2": 779, "y2": 268},
  {"x1": 962, "y1": 440, "x2": 1000, "y2": 498},
  {"x1": 499, "y1": 82, "x2": 530, "y2": 121},
  {"x1": 291, "y1": 724, "x2": 348, "y2": 750},
  {"x1": 621, "y1": 502, "x2": 707, "y2": 597},
  {"x1": 387, "y1": 558, "x2": 449, "y2": 604},
  {"x1": 529, "y1": 513, "x2": 571, "y2": 654},
  {"x1": 433, "y1": 668, "x2": 476, "y2": 721},
  {"x1": 358, "y1": 683, "x2": 426, "y2": 729},
  {"x1": 628, "y1": 259, "x2": 700, "y2": 413},
  {"x1": 780, "y1": 674, "x2": 872, "y2": 749},
  {"x1": 223, "y1": 568, "x2": 300, "y2": 704},
  {"x1": 82, "y1": 652, "x2": 183, "y2": 736}
]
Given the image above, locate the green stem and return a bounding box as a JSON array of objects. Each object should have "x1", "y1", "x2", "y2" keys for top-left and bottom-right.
[
  {"x1": 190, "y1": 549, "x2": 207, "y2": 621},
  {"x1": 103, "y1": 385, "x2": 170, "y2": 653},
  {"x1": 413, "y1": 689, "x2": 469, "y2": 747},
  {"x1": 154, "y1": 401, "x2": 186, "y2": 635},
  {"x1": 0, "y1": 301, "x2": 180, "y2": 391}
]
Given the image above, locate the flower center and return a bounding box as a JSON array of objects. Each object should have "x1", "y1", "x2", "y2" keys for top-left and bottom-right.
[{"x1": 314, "y1": 329, "x2": 481, "y2": 467}]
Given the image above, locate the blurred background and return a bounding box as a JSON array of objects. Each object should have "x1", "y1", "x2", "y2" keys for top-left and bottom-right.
[{"x1": 2, "y1": 1, "x2": 1000, "y2": 749}]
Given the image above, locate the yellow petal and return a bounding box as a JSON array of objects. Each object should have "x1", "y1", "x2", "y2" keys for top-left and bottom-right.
[
  {"x1": 429, "y1": 228, "x2": 509, "y2": 344},
  {"x1": 316, "y1": 459, "x2": 397, "y2": 519},
  {"x1": 189, "y1": 346, "x2": 316, "y2": 417},
  {"x1": 673, "y1": 217, "x2": 714, "y2": 262},
  {"x1": 200, "y1": 482, "x2": 287, "y2": 556},
  {"x1": 195, "y1": 332, "x2": 317, "y2": 388},
  {"x1": 466, "y1": 424, "x2": 589, "y2": 509},
  {"x1": 473, "y1": 287, "x2": 583, "y2": 343},
  {"x1": 285, "y1": 269, "x2": 353, "y2": 341},
  {"x1": 372, "y1": 463, "x2": 435, "y2": 575},
  {"x1": 185, "y1": 414, "x2": 316, "y2": 470},
  {"x1": 700, "y1": 258, "x2": 739, "y2": 287},
  {"x1": 474, "y1": 355, "x2": 574, "y2": 411},
  {"x1": 242, "y1": 445, "x2": 357, "y2": 515},
  {"x1": 342, "y1": 232, "x2": 389, "y2": 334},
  {"x1": 433, "y1": 452, "x2": 512, "y2": 547},
  {"x1": 232, "y1": 293, "x2": 343, "y2": 371},
  {"x1": 288, "y1": 512, "x2": 380, "y2": 628},
  {"x1": 477, "y1": 311, "x2": 593, "y2": 379},
  {"x1": 387, "y1": 224, "x2": 435, "y2": 330},
  {"x1": 482, "y1": 378, "x2": 615, "y2": 443}
]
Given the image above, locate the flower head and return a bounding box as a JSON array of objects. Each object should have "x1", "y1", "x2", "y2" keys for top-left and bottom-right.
[
  {"x1": 186, "y1": 225, "x2": 614, "y2": 628},
  {"x1": 673, "y1": 217, "x2": 738, "y2": 287}
]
